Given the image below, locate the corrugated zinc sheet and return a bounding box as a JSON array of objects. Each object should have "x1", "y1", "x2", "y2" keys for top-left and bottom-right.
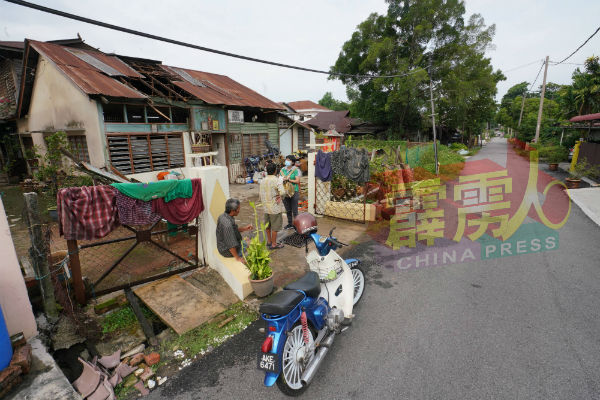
[
  {"x1": 286, "y1": 100, "x2": 330, "y2": 112},
  {"x1": 29, "y1": 40, "x2": 146, "y2": 99},
  {"x1": 570, "y1": 113, "x2": 600, "y2": 123},
  {"x1": 165, "y1": 65, "x2": 283, "y2": 110}
]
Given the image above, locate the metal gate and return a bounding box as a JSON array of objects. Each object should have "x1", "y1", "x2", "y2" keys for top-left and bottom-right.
[
  {"x1": 68, "y1": 218, "x2": 203, "y2": 304},
  {"x1": 315, "y1": 174, "x2": 367, "y2": 222}
]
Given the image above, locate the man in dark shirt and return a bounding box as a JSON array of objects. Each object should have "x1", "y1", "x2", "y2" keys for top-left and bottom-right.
[{"x1": 216, "y1": 198, "x2": 253, "y2": 263}]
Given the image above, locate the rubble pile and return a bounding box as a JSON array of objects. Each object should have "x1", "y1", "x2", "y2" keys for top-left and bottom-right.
[{"x1": 72, "y1": 348, "x2": 162, "y2": 399}]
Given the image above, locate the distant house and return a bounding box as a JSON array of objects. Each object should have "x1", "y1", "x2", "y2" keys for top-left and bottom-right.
[
  {"x1": 15, "y1": 38, "x2": 284, "y2": 182},
  {"x1": 277, "y1": 100, "x2": 332, "y2": 154},
  {"x1": 304, "y1": 110, "x2": 387, "y2": 148}
]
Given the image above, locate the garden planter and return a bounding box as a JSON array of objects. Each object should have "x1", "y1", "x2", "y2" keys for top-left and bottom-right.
[
  {"x1": 565, "y1": 178, "x2": 581, "y2": 189},
  {"x1": 548, "y1": 163, "x2": 558, "y2": 171},
  {"x1": 250, "y1": 275, "x2": 274, "y2": 297}
]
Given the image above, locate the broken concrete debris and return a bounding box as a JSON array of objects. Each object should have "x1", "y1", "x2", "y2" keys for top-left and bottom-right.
[{"x1": 72, "y1": 350, "x2": 161, "y2": 399}]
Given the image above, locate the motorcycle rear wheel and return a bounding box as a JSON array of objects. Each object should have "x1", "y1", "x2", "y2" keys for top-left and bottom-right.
[{"x1": 276, "y1": 322, "x2": 316, "y2": 396}]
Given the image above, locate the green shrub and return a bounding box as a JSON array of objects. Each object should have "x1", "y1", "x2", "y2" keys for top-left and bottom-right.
[{"x1": 449, "y1": 143, "x2": 468, "y2": 151}]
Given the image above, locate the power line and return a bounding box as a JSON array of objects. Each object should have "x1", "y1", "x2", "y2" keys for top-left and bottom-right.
[
  {"x1": 528, "y1": 60, "x2": 545, "y2": 92},
  {"x1": 555, "y1": 25, "x2": 600, "y2": 64},
  {"x1": 503, "y1": 59, "x2": 544, "y2": 73},
  {"x1": 4, "y1": 0, "x2": 425, "y2": 80}
]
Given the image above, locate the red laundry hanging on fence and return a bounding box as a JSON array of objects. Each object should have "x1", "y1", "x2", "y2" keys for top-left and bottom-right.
[
  {"x1": 152, "y1": 178, "x2": 204, "y2": 224},
  {"x1": 57, "y1": 185, "x2": 119, "y2": 240}
]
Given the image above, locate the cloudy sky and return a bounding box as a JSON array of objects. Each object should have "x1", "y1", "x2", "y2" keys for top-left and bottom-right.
[{"x1": 1, "y1": 0, "x2": 599, "y2": 104}]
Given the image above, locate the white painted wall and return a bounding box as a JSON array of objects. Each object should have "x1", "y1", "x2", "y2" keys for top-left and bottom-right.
[
  {"x1": 0, "y1": 198, "x2": 37, "y2": 339},
  {"x1": 279, "y1": 128, "x2": 292, "y2": 155},
  {"x1": 17, "y1": 56, "x2": 106, "y2": 168}
]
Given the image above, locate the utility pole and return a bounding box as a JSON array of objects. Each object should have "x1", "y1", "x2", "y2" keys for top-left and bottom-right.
[
  {"x1": 428, "y1": 61, "x2": 439, "y2": 175},
  {"x1": 534, "y1": 56, "x2": 550, "y2": 144},
  {"x1": 518, "y1": 91, "x2": 526, "y2": 128}
]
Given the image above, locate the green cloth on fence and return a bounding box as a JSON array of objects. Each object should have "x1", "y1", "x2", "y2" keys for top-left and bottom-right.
[
  {"x1": 111, "y1": 179, "x2": 192, "y2": 202},
  {"x1": 167, "y1": 222, "x2": 188, "y2": 237}
]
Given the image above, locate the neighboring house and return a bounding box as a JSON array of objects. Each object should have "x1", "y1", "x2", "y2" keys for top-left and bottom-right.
[
  {"x1": 277, "y1": 100, "x2": 332, "y2": 154},
  {"x1": 304, "y1": 110, "x2": 387, "y2": 148},
  {"x1": 15, "y1": 38, "x2": 283, "y2": 182}
]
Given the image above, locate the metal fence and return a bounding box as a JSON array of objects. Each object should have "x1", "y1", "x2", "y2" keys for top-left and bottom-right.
[{"x1": 68, "y1": 219, "x2": 203, "y2": 304}]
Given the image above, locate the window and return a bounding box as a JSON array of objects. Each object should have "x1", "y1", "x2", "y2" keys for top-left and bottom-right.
[
  {"x1": 102, "y1": 103, "x2": 125, "y2": 122},
  {"x1": 146, "y1": 106, "x2": 170, "y2": 123},
  {"x1": 68, "y1": 135, "x2": 90, "y2": 162},
  {"x1": 298, "y1": 128, "x2": 310, "y2": 150},
  {"x1": 108, "y1": 133, "x2": 185, "y2": 174},
  {"x1": 126, "y1": 105, "x2": 145, "y2": 123},
  {"x1": 241, "y1": 133, "x2": 268, "y2": 159},
  {"x1": 171, "y1": 107, "x2": 189, "y2": 123}
]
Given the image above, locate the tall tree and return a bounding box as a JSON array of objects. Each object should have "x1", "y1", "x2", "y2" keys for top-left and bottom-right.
[
  {"x1": 318, "y1": 92, "x2": 350, "y2": 111},
  {"x1": 330, "y1": 0, "x2": 502, "y2": 139}
]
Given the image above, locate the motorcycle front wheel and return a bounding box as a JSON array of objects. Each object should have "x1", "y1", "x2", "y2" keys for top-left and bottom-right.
[
  {"x1": 276, "y1": 322, "x2": 316, "y2": 396},
  {"x1": 351, "y1": 267, "x2": 365, "y2": 305}
]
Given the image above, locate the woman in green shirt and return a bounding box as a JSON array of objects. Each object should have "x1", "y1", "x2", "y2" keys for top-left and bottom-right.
[{"x1": 280, "y1": 155, "x2": 300, "y2": 229}]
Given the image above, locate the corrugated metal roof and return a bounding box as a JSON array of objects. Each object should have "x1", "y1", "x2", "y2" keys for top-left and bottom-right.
[
  {"x1": 29, "y1": 40, "x2": 146, "y2": 99},
  {"x1": 286, "y1": 100, "x2": 330, "y2": 112},
  {"x1": 570, "y1": 113, "x2": 600, "y2": 123},
  {"x1": 0, "y1": 41, "x2": 25, "y2": 50},
  {"x1": 305, "y1": 111, "x2": 351, "y2": 133},
  {"x1": 165, "y1": 65, "x2": 283, "y2": 110}
]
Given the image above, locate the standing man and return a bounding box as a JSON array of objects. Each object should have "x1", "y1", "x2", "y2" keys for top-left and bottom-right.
[
  {"x1": 280, "y1": 155, "x2": 300, "y2": 229},
  {"x1": 260, "y1": 162, "x2": 284, "y2": 249},
  {"x1": 216, "y1": 198, "x2": 253, "y2": 264}
]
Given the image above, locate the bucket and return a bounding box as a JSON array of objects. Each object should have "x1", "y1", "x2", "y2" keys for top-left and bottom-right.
[{"x1": 0, "y1": 304, "x2": 12, "y2": 371}]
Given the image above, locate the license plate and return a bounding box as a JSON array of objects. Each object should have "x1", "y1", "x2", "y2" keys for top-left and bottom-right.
[{"x1": 257, "y1": 352, "x2": 279, "y2": 373}]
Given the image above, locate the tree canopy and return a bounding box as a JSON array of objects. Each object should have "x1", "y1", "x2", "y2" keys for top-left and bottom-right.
[
  {"x1": 318, "y1": 92, "x2": 350, "y2": 111},
  {"x1": 496, "y1": 56, "x2": 600, "y2": 144},
  {"x1": 330, "y1": 0, "x2": 504, "y2": 140}
]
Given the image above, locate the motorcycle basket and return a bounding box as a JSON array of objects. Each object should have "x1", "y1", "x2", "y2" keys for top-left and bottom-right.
[{"x1": 306, "y1": 251, "x2": 344, "y2": 283}]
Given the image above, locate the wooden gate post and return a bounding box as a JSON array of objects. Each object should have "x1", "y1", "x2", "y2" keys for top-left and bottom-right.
[
  {"x1": 24, "y1": 192, "x2": 58, "y2": 319},
  {"x1": 67, "y1": 239, "x2": 86, "y2": 305}
]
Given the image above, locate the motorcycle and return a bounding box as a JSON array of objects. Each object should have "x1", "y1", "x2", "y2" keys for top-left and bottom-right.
[{"x1": 257, "y1": 213, "x2": 365, "y2": 395}]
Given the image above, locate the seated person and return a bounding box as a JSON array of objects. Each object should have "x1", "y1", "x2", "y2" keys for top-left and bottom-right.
[{"x1": 216, "y1": 198, "x2": 253, "y2": 264}]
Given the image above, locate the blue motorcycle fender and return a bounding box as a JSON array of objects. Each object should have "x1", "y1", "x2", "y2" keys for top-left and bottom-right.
[
  {"x1": 262, "y1": 309, "x2": 301, "y2": 386},
  {"x1": 345, "y1": 258, "x2": 359, "y2": 267}
]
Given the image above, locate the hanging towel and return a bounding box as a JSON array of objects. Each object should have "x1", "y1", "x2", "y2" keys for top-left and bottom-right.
[
  {"x1": 111, "y1": 179, "x2": 192, "y2": 202},
  {"x1": 315, "y1": 150, "x2": 332, "y2": 182},
  {"x1": 115, "y1": 191, "x2": 162, "y2": 226},
  {"x1": 57, "y1": 186, "x2": 119, "y2": 240},
  {"x1": 152, "y1": 179, "x2": 204, "y2": 224}
]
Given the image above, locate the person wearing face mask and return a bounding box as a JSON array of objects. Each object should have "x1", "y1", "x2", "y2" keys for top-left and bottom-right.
[{"x1": 280, "y1": 155, "x2": 300, "y2": 229}]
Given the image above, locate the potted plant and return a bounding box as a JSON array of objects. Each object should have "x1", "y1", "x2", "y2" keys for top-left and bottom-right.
[
  {"x1": 566, "y1": 159, "x2": 599, "y2": 189},
  {"x1": 546, "y1": 147, "x2": 567, "y2": 171},
  {"x1": 244, "y1": 201, "x2": 274, "y2": 297}
]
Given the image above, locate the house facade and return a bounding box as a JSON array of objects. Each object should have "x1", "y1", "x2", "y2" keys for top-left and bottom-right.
[
  {"x1": 15, "y1": 39, "x2": 283, "y2": 182},
  {"x1": 277, "y1": 100, "x2": 332, "y2": 154}
]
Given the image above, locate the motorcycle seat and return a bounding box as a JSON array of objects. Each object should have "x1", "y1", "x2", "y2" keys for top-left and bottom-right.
[
  {"x1": 284, "y1": 271, "x2": 321, "y2": 298},
  {"x1": 259, "y1": 290, "x2": 304, "y2": 316}
]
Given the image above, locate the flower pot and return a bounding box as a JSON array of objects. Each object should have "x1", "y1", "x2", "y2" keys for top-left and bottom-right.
[
  {"x1": 565, "y1": 178, "x2": 581, "y2": 189},
  {"x1": 250, "y1": 275, "x2": 274, "y2": 297},
  {"x1": 548, "y1": 163, "x2": 558, "y2": 171}
]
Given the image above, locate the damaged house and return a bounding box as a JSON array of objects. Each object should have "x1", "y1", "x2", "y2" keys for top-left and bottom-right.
[{"x1": 15, "y1": 38, "x2": 284, "y2": 182}]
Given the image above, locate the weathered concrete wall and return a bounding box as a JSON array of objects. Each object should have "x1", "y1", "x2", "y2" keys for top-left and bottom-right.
[
  {"x1": 0, "y1": 197, "x2": 37, "y2": 339},
  {"x1": 17, "y1": 56, "x2": 106, "y2": 168}
]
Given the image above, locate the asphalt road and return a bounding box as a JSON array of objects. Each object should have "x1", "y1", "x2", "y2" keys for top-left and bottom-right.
[{"x1": 149, "y1": 138, "x2": 600, "y2": 400}]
